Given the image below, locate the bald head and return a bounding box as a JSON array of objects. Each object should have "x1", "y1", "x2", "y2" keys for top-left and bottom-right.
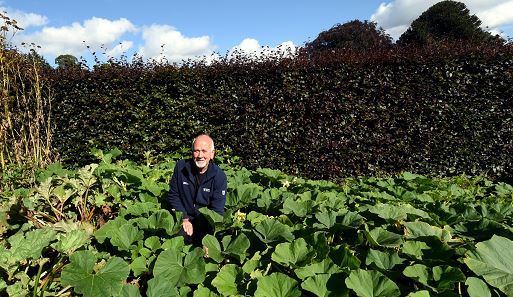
[
  {"x1": 192, "y1": 134, "x2": 215, "y2": 152},
  {"x1": 192, "y1": 134, "x2": 215, "y2": 173}
]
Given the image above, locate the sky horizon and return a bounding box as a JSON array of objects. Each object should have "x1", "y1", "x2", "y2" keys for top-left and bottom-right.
[{"x1": 2, "y1": 0, "x2": 513, "y2": 66}]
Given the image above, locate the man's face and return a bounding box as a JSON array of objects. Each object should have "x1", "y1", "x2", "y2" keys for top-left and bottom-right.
[{"x1": 192, "y1": 137, "x2": 214, "y2": 172}]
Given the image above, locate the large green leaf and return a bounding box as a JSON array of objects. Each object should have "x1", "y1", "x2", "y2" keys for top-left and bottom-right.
[
  {"x1": 254, "y1": 272, "x2": 301, "y2": 297},
  {"x1": 403, "y1": 221, "x2": 452, "y2": 242},
  {"x1": 51, "y1": 229, "x2": 90, "y2": 255},
  {"x1": 223, "y1": 233, "x2": 250, "y2": 262},
  {"x1": 295, "y1": 258, "x2": 341, "y2": 280},
  {"x1": 202, "y1": 235, "x2": 224, "y2": 263},
  {"x1": 401, "y1": 241, "x2": 430, "y2": 260},
  {"x1": 366, "y1": 227, "x2": 403, "y2": 248},
  {"x1": 211, "y1": 264, "x2": 243, "y2": 296},
  {"x1": 7, "y1": 228, "x2": 57, "y2": 263},
  {"x1": 153, "y1": 247, "x2": 206, "y2": 287},
  {"x1": 110, "y1": 223, "x2": 144, "y2": 251},
  {"x1": 465, "y1": 277, "x2": 491, "y2": 297},
  {"x1": 465, "y1": 235, "x2": 513, "y2": 296},
  {"x1": 254, "y1": 218, "x2": 294, "y2": 244},
  {"x1": 271, "y1": 238, "x2": 314, "y2": 267},
  {"x1": 147, "y1": 276, "x2": 179, "y2": 297},
  {"x1": 282, "y1": 197, "x2": 314, "y2": 218},
  {"x1": 365, "y1": 249, "x2": 404, "y2": 270},
  {"x1": 367, "y1": 203, "x2": 407, "y2": 221},
  {"x1": 94, "y1": 217, "x2": 127, "y2": 243},
  {"x1": 345, "y1": 269, "x2": 400, "y2": 297},
  {"x1": 314, "y1": 210, "x2": 338, "y2": 229},
  {"x1": 329, "y1": 244, "x2": 361, "y2": 271},
  {"x1": 61, "y1": 250, "x2": 129, "y2": 297},
  {"x1": 301, "y1": 274, "x2": 349, "y2": 297}
]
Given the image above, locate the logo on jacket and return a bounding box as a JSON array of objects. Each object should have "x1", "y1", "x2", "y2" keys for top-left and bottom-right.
[
  {"x1": 183, "y1": 181, "x2": 189, "y2": 185},
  {"x1": 203, "y1": 188, "x2": 211, "y2": 192},
  {"x1": 222, "y1": 190, "x2": 226, "y2": 195}
]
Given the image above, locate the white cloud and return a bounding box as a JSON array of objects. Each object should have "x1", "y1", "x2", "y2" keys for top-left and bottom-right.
[
  {"x1": 371, "y1": 0, "x2": 513, "y2": 40},
  {"x1": 0, "y1": 6, "x2": 48, "y2": 29},
  {"x1": 15, "y1": 17, "x2": 136, "y2": 58},
  {"x1": 106, "y1": 40, "x2": 133, "y2": 58},
  {"x1": 228, "y1": 38, "x2": 297, "y2": 60},
  {"x1": 137, "y1": 24, "x2": 216, "y2": 63}
]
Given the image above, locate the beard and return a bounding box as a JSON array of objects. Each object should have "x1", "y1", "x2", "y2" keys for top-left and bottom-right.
[{"x1": 195, "y1": 159, "x2": 207, "y2": 169}]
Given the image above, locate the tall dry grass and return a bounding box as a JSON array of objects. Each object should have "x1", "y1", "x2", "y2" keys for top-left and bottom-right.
[{"x1": 0, "y1": 12, "x2": 54, "y2": 173}]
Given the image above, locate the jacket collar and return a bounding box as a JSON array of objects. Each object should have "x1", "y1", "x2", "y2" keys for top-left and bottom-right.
[{"x1": 183, "y1": 158, "x2": 218, "y2": 184}]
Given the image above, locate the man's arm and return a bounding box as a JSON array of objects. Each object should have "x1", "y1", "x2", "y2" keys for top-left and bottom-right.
[
  {"x1": 167, "y1": 163, "x2": 194, "y2": 236},
  {"x1": 210, "y1": 171, "x2": 227, "y2": 216},
  {"x1": 167, "y1": 164, "x2": 187, "y2": 216}
]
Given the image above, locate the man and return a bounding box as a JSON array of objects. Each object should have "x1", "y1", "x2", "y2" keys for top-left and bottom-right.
[{"x1": 167, "y1": 134, "x2": 227, "y2": 246}]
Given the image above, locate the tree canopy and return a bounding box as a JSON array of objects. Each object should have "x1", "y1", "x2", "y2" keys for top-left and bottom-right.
[
  {"x1": 398, "y1": 0, "x2": 503, "y2": 45},
  {"x1": 304, "y1": 20, "x2": 392, "y2": 52},
  {"x1": 55, "y1": 54, "x2": 79, "y2": 69}
]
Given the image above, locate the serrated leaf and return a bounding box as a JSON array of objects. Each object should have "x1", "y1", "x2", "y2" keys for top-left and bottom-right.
[
  {"x1": 365, "y1": 249, "x2": 404, "y2": 270},
  {"x1": 254, "y1": 272, "x2": 301, "y2": 297},
  {"x1": 144, "y1": 236, "x2": 161, "y2": 251},
  {"x1": 110, "y1": 223, "x2": 144, "y2": 251},
  {"x1": 345, "y1": 269, "x2": 400, "y2": 297},
  {"x1": 147, "y1": 276, "x2": 179, "y2": 297},
  {"x1": 211, "y1": 264, "x2": 242, "y2": 296},
  {"x1": 403, "y1": 264, "x2": 430, "y2": 287},
  {"x1": 95, "y1": 217, "x2": 127, "y2": 244},
  {"x1": 294, "y1": 258, "x2": 341, "y2": 280},
  {"x1": 153, "y1": 247, "x2": 206, "y2": 287},
  {"x1": 254, "y1": 218, "x2": 294, "y2": 244},
  {"x1": 52, "y1": 229, "x2": 90, "y2": 255},
  {"x1": 301, "y1": 274, "x2": 331, "y2": 297},
  {"x1": 271, "y1": 238, "x2": 314, "y2": 267},
  {"x1": 61, "y1": 250, "x2": 129, "y2": 297},
  {"x1": 401, "y1": 241, "x2": 430, "y2": 260},
  {"x1": 8, "y1": 228, "x2": 57, "y2": 262},
  {"x1": 224, "y1": 233, "x2": 250, "y2": 262}
]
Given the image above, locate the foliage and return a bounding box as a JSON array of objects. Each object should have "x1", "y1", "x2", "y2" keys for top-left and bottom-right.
[
  {"x1": 55, "y1": 54, "x2": 80, "y2": 69},
  {"x1": 1, "y1": 155, "x2": 513, "y2": 296},
  {"x1": 303, "y1": 20, "x2": 392, "y2": 52},
  {"x1": 45, "y1": 41, "x2": 513, "y2": 184},
  {"x1": 398, "y1": 0, "x2": 504, "y2": 45}
]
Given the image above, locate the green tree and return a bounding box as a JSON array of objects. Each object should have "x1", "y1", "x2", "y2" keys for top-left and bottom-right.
[
  {"x1": 55, "y1": 54, "x2": 79, "y2": 69},
  {"x1": 304, "y1": 20, "x2": 392, "y2": 52},
  {"x1": 25, "y1": 49, "x2": 51, "y2": 70},
  {"x1": 398, "y1": 0, "x2": 503, "y2": 45}
]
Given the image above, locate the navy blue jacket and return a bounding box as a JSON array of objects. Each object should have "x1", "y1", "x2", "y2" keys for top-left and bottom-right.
[{"x1": 167, "y1": 159, "x2": 227, "y2": 219}]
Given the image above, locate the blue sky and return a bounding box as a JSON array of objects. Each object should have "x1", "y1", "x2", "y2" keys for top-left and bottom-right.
[{"x1": 2, "y1": 0, "x2": 513, "y2": 66}]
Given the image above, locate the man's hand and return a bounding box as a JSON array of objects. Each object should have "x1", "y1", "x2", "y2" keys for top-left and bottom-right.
[{"x1": 182, "y1": 218, "x2": 193, "y2": 236}]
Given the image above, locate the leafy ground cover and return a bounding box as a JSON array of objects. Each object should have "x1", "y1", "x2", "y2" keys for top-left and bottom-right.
[{"x1": 1, "y1": 150, "x2": 513, "y2": 296}]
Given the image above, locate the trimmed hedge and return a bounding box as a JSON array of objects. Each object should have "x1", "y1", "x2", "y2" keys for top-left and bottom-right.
[{"x1": 48, "y1": 42, "x2": 513, "y2": 182}]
